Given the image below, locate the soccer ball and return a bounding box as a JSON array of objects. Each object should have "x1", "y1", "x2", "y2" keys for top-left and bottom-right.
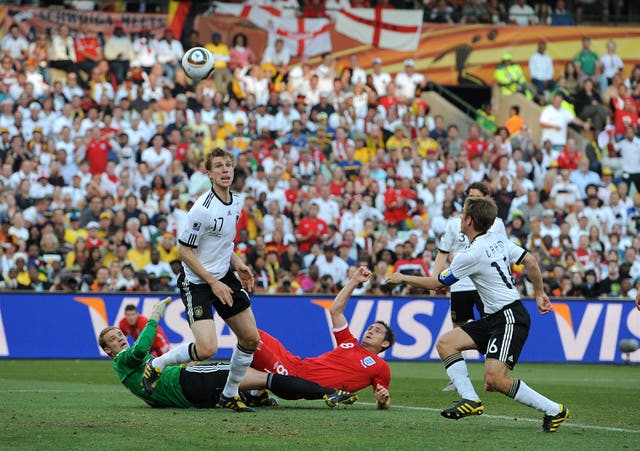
[{"x1": 181, "y1": 47, "x2": 215, "y2": 83}]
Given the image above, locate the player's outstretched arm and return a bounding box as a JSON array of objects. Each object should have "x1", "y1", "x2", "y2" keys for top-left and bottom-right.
[
  {"x1": 375, "y1": 383, "x2": 391, "y2": 410},
  {"x1": 521, "y1": 253, "x2": 552, "y2": 314},
  {"x1": 330, "y1": 266, "x2": 371, "y2": 329},
  {"x1": 130, "y1": 297, "x2": 172, "y2": 359},
  {"x1": 387, "y1": 272, "x2": 445, "y2": 290}
]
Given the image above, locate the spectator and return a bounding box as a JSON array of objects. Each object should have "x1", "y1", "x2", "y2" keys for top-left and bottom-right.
[
  {"x1": 229, "y1": 33, "x2": 256, "y2": 71},
  {"x1": 573, "y1": 35, "x2": 600, "y2": 82},
  {"x1": 540, "y1": 92, "x2": 589, "y2": 153},
  {"x1": 509, "y1": 0, "x2": 538, "y2": 25},
  {"x1": 131, "y1": 28, "x2": 157, "y2": 73},
  {"x1": 104, "y1": 22, "x2": 133, "y2": 85},
  {"x1": 1, "y1": 24, "x2": 29, "y2": 66},
  {"x1": 262, "y1": 38, "x2": 291, "y2": 73},
  {"x1": 528, "y1": 41, "x2": 555, "y2": 100},
  {"x1": 154, "y1": 28, "x2": 183, "y2": 81},
  {"x1": 394, "y1": 59, "x2": 426, "y2": 100},
  {"x1": 75, "y1": 21, "x2": 103, "y2": 81},
  {"x1": 551, "y1": 0, "x2": 575, "y2": 25},
  {"x1": 599, "y1": 40, "x2": 624, "y2": 92},
  {"x1": 494, "y1": 53, "x2": 531, "y2": 99},
  {"x1": 205, "y1": 32, "x2": 232, "y2": 91},
  {"x1": 428, "y1": 0, "x2": 458, "y2": 23}
]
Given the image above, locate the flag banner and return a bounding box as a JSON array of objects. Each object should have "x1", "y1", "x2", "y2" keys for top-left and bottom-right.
[
  {"x1": 336, "y1": 8, "x2": 423, "y2": 52},
  {"x1": 275, "y1": 17, "x2": 331, "y2": 57},
  {"x1": 213, "y1": 2, "x2": 281, "y2": 30},
  {"x1": 3, "y1": 6, "x2": 167, "y2": 41}
]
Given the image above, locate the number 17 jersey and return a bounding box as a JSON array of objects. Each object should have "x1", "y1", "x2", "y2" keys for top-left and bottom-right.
[
  {"x1": 439, "y1": 233, "x2": 527, "y2": 314},
  {"x1": 178, "y1": 189, "x2": 241, "y2": 283}
]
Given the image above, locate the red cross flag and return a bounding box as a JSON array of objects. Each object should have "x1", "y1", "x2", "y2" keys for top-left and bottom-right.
[
  {"x1": 213, "y1": 2, "x2": 281, "y2": 30},
  {"x1": 336, "y1": 7, "x2": 423, "y2": 52},
  {"x1": 275, "y1": 18, "x2": 332, "y2": 57}
]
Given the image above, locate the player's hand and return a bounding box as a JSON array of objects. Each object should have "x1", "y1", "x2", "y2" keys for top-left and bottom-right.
[
  {"x1": 236, "y1": 264, "x2": 255, "y2": 292},
  {"x1": 375, "y1": 384, "x2": 390, "y2": 405},
  {"x1": 211, "y1": 280, "x2": 234, "y2": 306},
  {"x1": 386, "y1": 272, "x2": 404, "y2": 285},
  {"x1": 352, "y1": 266, "x2": 372, "y2": 283},
  {"x1": 536, "y1": 293, "x2": 552, "y2": 314},
  {"x1": 150, "y1": 296, "x2": 172, "y2": 321}
]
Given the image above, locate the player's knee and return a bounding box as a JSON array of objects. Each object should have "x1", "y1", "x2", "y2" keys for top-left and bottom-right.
[
  {"x1": 195, "y1": 342, "x2": 218, "y2": 359},
  {"x1": 435, "y1": 336, "x2": 453, "y2": 358},
  {"x1": 483, "y1": 370, "x2": 507, "y2": 392},
  {"x1": 238, "y1": 333, "x2": 260, "y2": 352}
]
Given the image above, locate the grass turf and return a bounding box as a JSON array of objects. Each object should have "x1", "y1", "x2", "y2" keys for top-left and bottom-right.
[{"x1": 1, "y1": 360, "x2": 638, "y2": 450}]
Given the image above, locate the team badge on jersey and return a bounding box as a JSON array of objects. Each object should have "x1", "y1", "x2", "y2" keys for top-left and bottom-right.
[
  {"x1": 192, "y1": 222, "x2": 201, "y2": 232},
  {"x1": 360, "y1": 356, "x2": 376, "y2": 368},
  {"x1": 194, "y1": 306, "x2": 203, "y2": 318}
]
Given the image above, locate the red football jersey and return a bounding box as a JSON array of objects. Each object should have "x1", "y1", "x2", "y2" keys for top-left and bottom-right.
[
  {"x1": 253, "y1": 327, "x2": 390, "y2": 393},
  {"x1": 118, "y1": 315, "x2": 170, "y2": 356}
]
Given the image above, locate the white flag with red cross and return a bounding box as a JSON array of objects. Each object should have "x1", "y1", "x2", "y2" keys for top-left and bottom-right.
[
  {"x1": 213, "y1": 2, "x2": 282, "y2": 30},
  {"x1": 335, "y1": 7, "x2": 423, "y2": 52},
  {"x1": 274, "y1": 18, "x2": 332, "y2": 57}
]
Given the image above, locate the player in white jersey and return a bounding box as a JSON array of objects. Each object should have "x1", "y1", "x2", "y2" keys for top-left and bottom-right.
[
  {"x1": 142, "y1": 148, "x2": 259, "y2": 412},
  {"x1": 388, "y1": 197, "x2": 570, "y2": 433},
  {"x1": 435, "y1": 182, "x2": 506, "y2": 391}
]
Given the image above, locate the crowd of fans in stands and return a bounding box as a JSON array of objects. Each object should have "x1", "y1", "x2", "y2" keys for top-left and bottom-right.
[{"x1": 0, "y1": 2, "x2": 639, "y2": 301}]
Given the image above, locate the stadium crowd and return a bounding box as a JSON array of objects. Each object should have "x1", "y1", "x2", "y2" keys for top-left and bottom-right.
[{"x1": 0, "y1": 2, "x2": 639, "y2": 302}]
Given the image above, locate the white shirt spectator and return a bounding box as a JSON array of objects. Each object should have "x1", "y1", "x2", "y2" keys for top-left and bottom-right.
[
  {"x1": 141, "y1": 147, "x2": 173, "y2": 177},
  {"x1": 312, "y1": 197, "x2": 341, "y2": 225},
  {"x1": 154, "y1": 38, "x2": 184, "y2": 66},
  {"x1": 509, "y1": 2, "x2": 538, "y2": 25},
  {"x1": 271, "y1": 108, "x2": 300, "y2": 134},
  {"x1": 371, "y1": 70, "x2": 392, "y2": 96},
  {"x1": 614, "y1": 136, "x2": 640, "y2": 175},
  {"x1": 600, "y1": 52, "x2": 624, "y2": 80},
  {"x1": 315, "y1": 253, "x2": 349, "y2": 285},
  {"x1": 1, "y1": 33, "x2": 28, "y2": 60},
  {"x1": 539, "y1": 104, "x2": 574, "y2": 147},
  {"x1": 529, "y1": 50, "x2": 554, "y2": 82},
  {"x1": 395, "y1": 69, "x2": 425, "y2": 99},
  {"x1": 132, "y1": 37, "x2": 157, "y2": 68},
  {"x1": 262, "y1": 43, "x2": 292, "y2": 67}
]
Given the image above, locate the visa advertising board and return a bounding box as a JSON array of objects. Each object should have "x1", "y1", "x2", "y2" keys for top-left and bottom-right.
[{"x1": 0, "y1": 294, "x2": 638, "y2": 363}]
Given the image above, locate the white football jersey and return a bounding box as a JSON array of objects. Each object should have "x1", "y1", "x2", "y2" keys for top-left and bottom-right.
[
  {"x1": 438, "y1": 216, "x2": 507, "y2": 292},
  {"x1": 179, "y1": 190, "x2": 241, "y2": 283},
  {"x1": 439, "y1": 233, "x2": 526, "y2": 314}
]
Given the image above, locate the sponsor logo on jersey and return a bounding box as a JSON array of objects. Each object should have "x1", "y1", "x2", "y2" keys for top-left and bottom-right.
[{"x1": 360, "y1": 356, "x2": 376, "y2": 368}]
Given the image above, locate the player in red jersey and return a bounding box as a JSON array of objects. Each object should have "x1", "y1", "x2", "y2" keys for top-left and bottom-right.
[
  {"x1": 251, "y1": 266, "x2": 394, "y2": 409},
  {"x1": 118, "y1": 304, "x2": 170, "y2": 356}
]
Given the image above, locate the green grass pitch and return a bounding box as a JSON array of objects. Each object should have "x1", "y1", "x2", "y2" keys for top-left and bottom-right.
[{"x1": 1, "y1": 360, "x2": 638, "y2": 449}]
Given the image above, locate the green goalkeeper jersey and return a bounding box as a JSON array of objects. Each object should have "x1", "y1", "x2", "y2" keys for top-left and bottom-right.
[{"x1": 112, "y1": 319, "x2": 192, "y2": 408}]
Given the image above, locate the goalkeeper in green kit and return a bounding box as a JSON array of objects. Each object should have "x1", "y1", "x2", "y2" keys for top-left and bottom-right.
[{"x1": 99, "y1": 297, "x2": 357, "y2": 409}]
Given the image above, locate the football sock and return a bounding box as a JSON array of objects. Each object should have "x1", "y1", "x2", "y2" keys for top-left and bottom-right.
[
  {"x1": 222, "y1": 344, "x2": 254, "y2": 398},
  {"x1": 152, "y1": 343, "x2": 191, "y2": 371},
  {"x1": 443, "y1": 353, "x2": 480, "y2": 400},
  {"x1": 512, "y1": 379, "x2": 561, "y2": 416},
  {"x1": 267, "y1": 373, "x2": 333, "y2": 400}
]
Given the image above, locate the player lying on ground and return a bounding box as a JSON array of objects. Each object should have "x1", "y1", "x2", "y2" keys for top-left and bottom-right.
[
  {"x1": 99, "y1": 298, "x2": 358, "y2": 409},
  {"x1": 251, "y1": 266, "x2": 394, "y2": 409},
  {"x1": 388, "y1": 197, "x2": 570, "y2": 432}
]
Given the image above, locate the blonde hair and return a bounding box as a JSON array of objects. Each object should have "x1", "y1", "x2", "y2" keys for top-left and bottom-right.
[{"x1": 98, "y1": 326, "x2": 120, "y2": 357}]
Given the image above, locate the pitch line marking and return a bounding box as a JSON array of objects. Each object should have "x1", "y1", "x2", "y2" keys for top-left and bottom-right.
[{"x1": 359, "y1": 402, "x2": 640, "y2": 434}]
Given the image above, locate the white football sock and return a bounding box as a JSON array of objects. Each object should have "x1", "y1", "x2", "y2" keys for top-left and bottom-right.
[
  {"x1": 445, "y1": 360, "x2": 480, "y2": 401},
  {"x1": 222, "y1": 345, "x2": 254, "y2": 398},
  {"x1": 513, "y1": 380, "x2": 561, "y2": 416},
  {"x1": 152, "y1": 343, "x2": 191, "y2": 371}
]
